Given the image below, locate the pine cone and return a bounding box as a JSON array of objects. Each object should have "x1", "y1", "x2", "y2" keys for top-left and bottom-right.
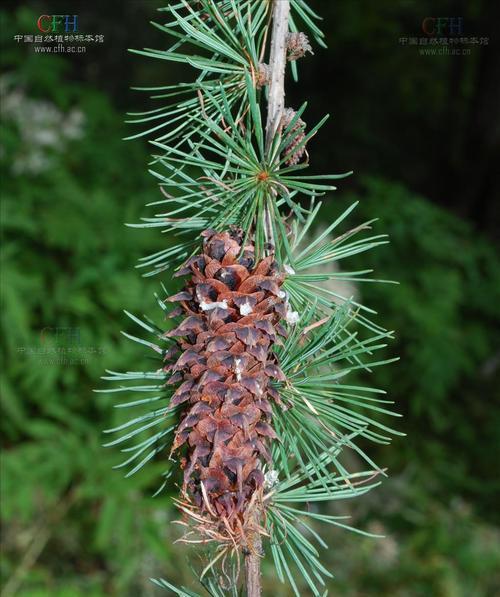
[
  {"x1": 281, "y1": 108, "x2": 307, "y2": 167},
  {"x1": 165, "y1": 229, "x2": 287, "y2": 542}
]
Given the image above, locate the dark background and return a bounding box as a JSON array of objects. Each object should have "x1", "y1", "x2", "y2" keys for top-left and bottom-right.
[{"x1": 1, "y1": 1, "x2": 499, "y2": 595}]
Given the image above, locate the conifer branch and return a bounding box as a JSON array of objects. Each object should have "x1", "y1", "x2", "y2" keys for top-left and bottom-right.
[{"x1": 102, "y1": 2, "x2": 399, "y2": 594}]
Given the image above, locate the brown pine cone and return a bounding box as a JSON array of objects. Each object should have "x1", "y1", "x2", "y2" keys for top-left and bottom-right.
[{"x1": 164, "y1": 228, "x2": 288, "y2": 542}]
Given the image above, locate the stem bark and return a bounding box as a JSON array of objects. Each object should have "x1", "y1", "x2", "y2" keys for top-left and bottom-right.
[
  {"x1": 246, "y1": 2, "x2": 290, "y2": 592},
  {"x1": 265, "y1": 0, "x2": 291, "y2": 150},
  {"x1": 244, "y1": 513, "x2": 263, "y2": 597}
]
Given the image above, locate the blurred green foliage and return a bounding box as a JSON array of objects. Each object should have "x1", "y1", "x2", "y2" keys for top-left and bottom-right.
[
  {"x1": 1, "y1": 5, "x2": 499, "y2": 597},
  {"x1": 1, "y1": 9, "x2": 181, "y2": 594},
  {"x1": 329, "y1": 177, "x2": 500, "y2": 521}
]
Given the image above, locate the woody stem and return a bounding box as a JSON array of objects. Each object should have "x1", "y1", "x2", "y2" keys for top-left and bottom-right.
[
  {"x1": 245, "y1": 2, "x2": 290, "y2": 595},
  {"x1": 244, "y1": 512, "x2": 263, "y2": 597},
  {"x1": 265, "y1": 0, "x2": 290, "y2": 150},
  {"x1": 263, "y1": 0, "x2": 290, "y2": 253}
]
